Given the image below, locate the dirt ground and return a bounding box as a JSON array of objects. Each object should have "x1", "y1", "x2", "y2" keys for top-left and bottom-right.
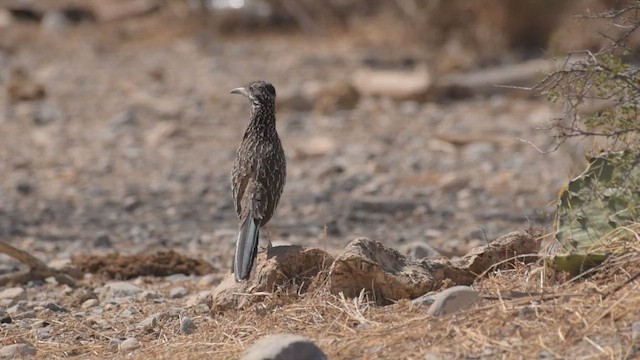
[{"x1": 2, "y1": 2, "x2": 630, "y2": 359}]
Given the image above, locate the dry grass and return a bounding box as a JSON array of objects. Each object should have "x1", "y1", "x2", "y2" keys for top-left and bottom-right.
[{"x1": 2, "y1": 230, "x2": 639, "y2": 359}]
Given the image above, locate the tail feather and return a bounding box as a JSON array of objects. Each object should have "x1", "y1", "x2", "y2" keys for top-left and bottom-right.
[{"x1": 234, "y1": 212, "x2": 260, "y2": 282}]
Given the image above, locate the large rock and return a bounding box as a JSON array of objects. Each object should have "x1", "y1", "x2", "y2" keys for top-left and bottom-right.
[
  {"x1": 329, "y1": 232, "x2": 540, "y2": 305},
  {"x1": 208, "y1": 245, "x2": 333, "y2": 314},
  {"x1": 241, "y1": 334, "x2": 327, "y2": 360}
]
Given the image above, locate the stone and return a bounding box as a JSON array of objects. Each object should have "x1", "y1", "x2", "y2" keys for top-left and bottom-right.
[
  {"x1": 94, "y1": 233, "x2": 112, "y2": 248},
  {"x1": 197, "y1": 274, "x2": 220, "y2": 287},
  {"x1": 0, "y1": 308, "x2": 11, "y2": 324},
  {"x1": 0, "y1": 343, "x2": 37, "y2": 359},
  {"x1": 180, "y1": 316, "x2": 196, "y2": 335},
  {"x1": 14, "y1": 311, "x2": 36, "y2": 320},
  {"x1": 108, "y1": 339, "x2": 122, "y2": 351},
  {"x1": 402, "y1": 241, "x2": 441, "y2": 259},
  {"x1": 169, "y1": 287, "x2": 189, "y2": 299},
  {"x1": 44, "y1": 302, "x2": 68, "y2": 312},
  {"x1": 41, "y1": 11, "x2": 72, "y2": 32},
  {"x1": 120, "y1": 338, "x2": 141, "y2": 352},
  {"x1": 81, "y1": 299, "x2": 99, "y2": 309},
  {"x1": 427, "y1": 286, "x2": 480, "y2": 317},
  {"x1": 351, "y1": 66, "x2": 431, "y2": 100},
  {"x1": 0, "y1": 9, "x2": 13, "y2": 28},
  {"x1": 36, "y1": 326, "x2": 52, "y2": 341},
  {"x1": 632, "y1": 322, "x2": 640, "y2": 342},
  {"x1": 186, "y1": 291, "x2": 211, "y2": 307},
  {"x1": 138, "y1": 291, "x2": 163, "y2": 301},
  {"x1": 411, "y1": 292, "x2": 437, "y2": 307},
  {"x1": 139, "y1": 315, "x2": 158, "y2": 329},
  {"x1": 241, "y1": 334, "x2": 327, "y2": 360},
  {"x1": 99, "y1": 282, "x2": 143, "y2": 300},
  {"x1": 0, "y1": 288, "x2": 26, "y2": 303}
]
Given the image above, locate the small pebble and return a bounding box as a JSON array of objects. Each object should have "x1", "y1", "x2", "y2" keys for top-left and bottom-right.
[
  {"x1": 0, "y1": 287, "x2": 26, "y2": 303},
  {"x1": 169, "y1": 287, "x2": 189, "y2": 299},
  {"x1": 139, "y1": 315, "x2": 158, "y2": 329},
  {"x1": 180, "y1": 316, "x2": 196, "y2": 335},
  {"x1": 197, "y1": 274, "x2": 220, "y2": 287},
  {"x1": 81, "y1": 299, "x2": 99, "y2": 309},
  {"x1": 120, "y1": 337, "x2": 141, "y2": 352},
  {"x1": 632, "y1": 322, "x2": 640, "y2": 342},
  {"x1": 99, "y1": 282, "x2": 143, "y2": 300},
  {"x1": 139, "y1": 291, "x2": 163, "y2": 301},
  {"x1": 14, "y1": 311, "x2": 36, "y2": 320},
  {"x1": 108, "y1": 339, "x2": 122, "y2": 351},
  {"x1": 0, "y1": 343, "x2": 37, "y2": 358},
  {"x1": 36, "y1": 326, "x2": 52, "y2": 340},
  {"x1": 44, "y1": 302, "x2": 68, "y2": 312}
]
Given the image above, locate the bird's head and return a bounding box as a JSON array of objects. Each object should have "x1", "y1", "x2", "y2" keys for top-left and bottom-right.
[{"x1": 230, "y1": 81, "x2": 276, "y2": 108}]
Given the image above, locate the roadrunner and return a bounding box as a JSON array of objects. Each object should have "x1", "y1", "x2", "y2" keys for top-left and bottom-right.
[{"x1": 230, "y1": 81, "x2": 286, "y2": 282}]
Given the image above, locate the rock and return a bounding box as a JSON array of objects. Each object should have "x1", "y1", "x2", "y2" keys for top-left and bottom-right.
[
  {"x1": 108, "y1": 339, "x2": 122, "y2": 351},
  {"x1": 81, "y1": 299, "x2": 99, "y2": 309},
  {"x1": 120, "y1": 337, "x2": 141, "y2": 352},
  {"x1": 427, "y1": 286, "x2": 480, "y2": 317},
  {"x1": 169, "y1": 287, "x2": 188, "y2": 300},
  {"x1": 44, "y1": 302, "x2": 68, "y2": 312},
  {"x1": 450, "y1": 232, "x2": 541, "y2": 274},
  {"x1": 139, "y1": 314, "x2": 158, "y2": 329},
  {"x1": 0, "y1": 288, "x2": 26, "y2": 304},
  {"x1": 36, "y1": 326, "x2": 52, "y2": 340},
  {"x1": 411, "y1": 292, "x2": 437, "y2": 307},
  {"x1": 329, "y1": 238, "x2": 448, "y2": 305},
  {"x1": 293, "y1": 136, "x2": 337, "y2": 159},
  {"x1": 632, "y1": 322, "x2": 640, "y2": 342},
  {"x1": 99, "y1": 282, "x2": 144, "y2": 301},
  {"x1": 197, "y1": 274, "x2": 220, "y2": 287},
  {"x1": 109, "y1": 109, "x2": 138, "y2": 133},
  {"x1": 96, "y1": 0, "x2": 160, "y2": 22},
  {"x1": 241, "y1": 334, "x2": 327, "y2": 360},
  {"x1": 402, "y1": 242, "x2": 441, "y2": 259},
  {"x1": 329, "y1": 232, "x2": 539, "y2": 305},
  {"x1": 185, "y1": 291, "x2": 211, "y2": 307},
  {"x1": 14, "y1": 311, "x2": 36, "y2": 320},
  {"x1": 315, "y1": 81, "x2": 360, "y2": 113},
  {"x1": 0, "y1": 9, "x2": 13, "y2": 28},
  {"x1": 180, "y1": 316, "x2": 196, "y2": 335},
  {"x1": 0, "y1": 308, "x2": 11, "y2": 324},
  {"x1": 351, "y1": 66, "x2": 431, "y2": 100},
  {"x1": 435, "y1": 58, "x2": 558, "y2": 98},
  {"x1": 0, "y1": 343, "x2": 37, "y2": 359},
  {"x1": 41, "y1": 11, "x2": 71, "y2": 32},
  {"x1": 93, "y1": 233, "x2": 112, "y2": 248},
  {"x1": 138, "y1": 291, "x2": 163, "y2": 301},
  {"x1": 208, "y1": 246, "x2": 332, "y2": 314}
]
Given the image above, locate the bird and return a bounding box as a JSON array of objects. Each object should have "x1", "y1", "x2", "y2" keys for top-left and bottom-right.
[{"x1": 230, "y1": 81, "x2": 286, "y2": 282}]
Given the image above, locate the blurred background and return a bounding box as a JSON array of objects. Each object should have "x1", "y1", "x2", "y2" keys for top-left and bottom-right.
[{"x1": 0, "y1": 0, "x2": 629, "y2": 271}]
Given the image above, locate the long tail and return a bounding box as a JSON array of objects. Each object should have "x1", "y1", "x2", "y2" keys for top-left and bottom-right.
[{"x1": 234, "y1": 211, "x2": 260, "y2": 282}]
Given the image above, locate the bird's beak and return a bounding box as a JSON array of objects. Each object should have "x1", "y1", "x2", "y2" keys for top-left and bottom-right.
[{"x1": 230, "y1": 87, "x2": 249, "y2": 97}]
